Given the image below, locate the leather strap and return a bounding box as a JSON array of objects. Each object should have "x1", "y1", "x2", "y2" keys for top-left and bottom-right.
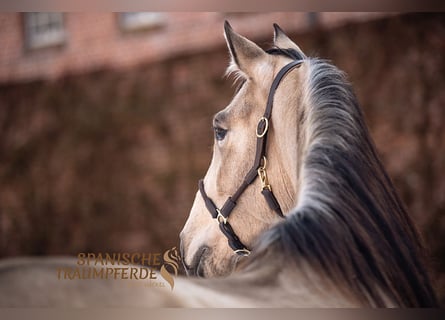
[
  {"x1": 198, "y1": 179, "x2": 249, "y2": 252},
  {"x1": 262, "y1": 188, "x2": 284, "y2": 217},
  {"x1": 198, "y1": 59, "x2": 303, "y2": 255}
]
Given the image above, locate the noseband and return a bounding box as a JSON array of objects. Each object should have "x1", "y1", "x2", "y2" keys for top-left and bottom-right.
[{"x1": 198, "y1": 59, "x2": 303, "y2": 256}]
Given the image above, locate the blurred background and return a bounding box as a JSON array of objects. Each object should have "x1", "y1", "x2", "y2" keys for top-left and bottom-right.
[{"x1": 0, "y1": 12, "x2": 444, "y2": 303}]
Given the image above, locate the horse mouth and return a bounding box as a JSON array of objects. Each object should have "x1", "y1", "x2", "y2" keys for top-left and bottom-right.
[{"x1": 182, "y1": 246, "x2": 210, "y2": 278}]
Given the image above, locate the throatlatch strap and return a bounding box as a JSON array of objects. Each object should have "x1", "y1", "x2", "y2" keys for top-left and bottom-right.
[{"x1": 198, "y1": 59, "x2": 303, "y2": 256}]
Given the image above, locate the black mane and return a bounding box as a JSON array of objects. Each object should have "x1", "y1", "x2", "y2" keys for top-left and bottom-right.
[{"x1": 254, "y1": 56, "x2": 438, "y2": 307}]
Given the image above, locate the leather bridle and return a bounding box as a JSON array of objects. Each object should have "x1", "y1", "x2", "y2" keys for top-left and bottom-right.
[{"x1": 198, "y1": 59, "x2": 303, "y2": 256}]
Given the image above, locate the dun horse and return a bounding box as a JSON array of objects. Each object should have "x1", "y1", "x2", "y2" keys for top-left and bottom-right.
[{"x1": 0, "y1": 22, "x2": 438, "y2": 307}]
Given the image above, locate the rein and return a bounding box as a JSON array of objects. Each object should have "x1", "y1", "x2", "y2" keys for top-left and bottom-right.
[{"x1": 198, "y1": 59, "x2": 303, "y2": 256}]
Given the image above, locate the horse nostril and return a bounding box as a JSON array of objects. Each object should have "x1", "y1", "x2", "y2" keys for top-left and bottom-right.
[{"x1": 182, "y1": 246, "x2": 209, "y2": 277}]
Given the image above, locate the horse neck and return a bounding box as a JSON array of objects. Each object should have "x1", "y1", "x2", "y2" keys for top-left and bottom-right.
[{"x1": 251, "y1": 58, "x2": 437, "y2": 307}]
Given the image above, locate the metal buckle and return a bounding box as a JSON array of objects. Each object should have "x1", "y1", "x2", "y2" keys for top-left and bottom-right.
[
  {"x1": 216, "y1": 209, "x2": 227, "y2": 224},
  {"x1": 258, "y1": 167, "x2": 271, "y2": 191},
  {"x1": 258, "y1": 157, "x2": 271, "y2": 191},
  {"x1": 256, "y1": 117, "x2": 269, "y2": 138},
  {"x1": 259, "y1": 155, "x2": 267, "y2": 169},
  {"x1": 234, "y1": 248, "x2": 251, "y2": 256}
]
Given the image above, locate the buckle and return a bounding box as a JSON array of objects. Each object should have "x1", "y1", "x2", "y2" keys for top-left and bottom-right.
[
  {"x1": 216, "y1": 209, "x2": 227, "y2": 224},
  {"x1": 234, "y1": 248, "x2": 251, "y2": 256},
  {"x1": 257, "y1": 157, "x2": 271, "y2": 191},
  {"x1": 256, "y1": 117, "x2": 269, "y2": 138}
]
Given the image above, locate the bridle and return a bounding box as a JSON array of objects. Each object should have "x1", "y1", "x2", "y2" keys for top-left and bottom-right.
[{"x1": 198, "y1": 59, "x2": 303, "y2": 256}]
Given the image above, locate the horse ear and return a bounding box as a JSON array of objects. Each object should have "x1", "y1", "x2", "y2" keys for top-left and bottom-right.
[
  {"x1": 273, "y1": 23, "x2": 306, "y2": 58},
  {"x1": 224, "y1": 21, "x2": 267, "y2": 76}
]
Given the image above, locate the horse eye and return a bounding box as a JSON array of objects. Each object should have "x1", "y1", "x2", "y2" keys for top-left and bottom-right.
[{"x1": 214, "y1": 127, "x2": 227, "y2": 141}]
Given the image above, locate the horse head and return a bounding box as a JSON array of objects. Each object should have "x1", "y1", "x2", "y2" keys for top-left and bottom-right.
[{"x1": 180, "y1": 22, "x2": 309, "y2": 277}]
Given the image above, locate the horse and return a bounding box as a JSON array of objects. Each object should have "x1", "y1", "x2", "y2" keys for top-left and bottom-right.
[
  {"x1": 179, "y1": 21, "x2": 438, "y2": 307},
  {"x1": 0, "y1": 22, "x2": 438, "y2": 307}
]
